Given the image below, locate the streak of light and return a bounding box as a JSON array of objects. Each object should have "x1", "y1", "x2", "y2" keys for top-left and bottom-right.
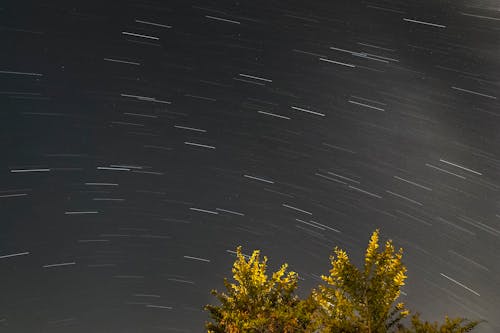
[
  {"x1": 440, "y1": 273, "x2": 480, "y2": 296},
  {"x1": 183, "y1": 255, "x2": 210, "y2": 262},
  {"x1": 0, "y1": 252, "x2": 30, "y2": 259}
]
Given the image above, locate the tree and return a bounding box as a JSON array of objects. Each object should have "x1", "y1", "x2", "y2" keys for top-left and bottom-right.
[
  {"x1": 312, "y1": 229, "x2": 409, "y2": 333},
  {"x1": 204, "y1": 246, "x2": 312, "y2": 332},
  {"x1": 205, "y1": 231, "x2": 480, "y2": 333},
  {"x1": 396, "y1": 313, "x2": 481, "y2": 333}
]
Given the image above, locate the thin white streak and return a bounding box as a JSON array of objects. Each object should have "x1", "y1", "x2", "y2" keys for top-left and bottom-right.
[
  {"x1": 357, "y1": 42, "x2": 395, "y2": 52},
  {"x1": 327, "y1": 172, "x2": 360, "y2": 184},
  {"x1": 319, "y1": 57, "x2": 356, "y2": 68},
  {"x1": 282, "y1": 203, "x2": 313, "y2": 215},
  {"x1": 122, "y1": 31, "x2": 159, "y2": 40},
  {"x1": 460, "y1": 12, "x2": 500, "y2": 21},
  {"x1": 216, "y1": 208, "x2": 245, "y2": 216},
  {"x1": 296, "y1": 218, "x2": 324, "y2": 230},
  {"x1": 10, "y1": 168, "x2": 50, "y2": 173},
  {"x1": 440, "y1": 273, "x2": 480, "y2": 296},
  {"x1": 0, "y1": 252, "x2": 30, "y2": 259},
  {"x1": 264, "y1": 188, "x2": 293, "y2": 198},
  {"x1": 386, "y1": 190, "x2": 423, "y2": 206},
  {"x1": 367, "y1": 5, "x2": 404, "y2": 14},
  {"x1": 295, "y1": 224, "x2": 323, "y2": 237},
  {"x1": 451, "y1": 86, "x2": 496, "y2": 99},
  {"x1": 396, "y1": 210, "x2": 432, "y2": 226},
  {"x1": 309, "y1": 220, "x2": 341, "y2": 233},
  {"x1": 43, "y1": 262, "x2": 76, "y2": 268},
  {"x1": 291, "y1": 106, "x2": 325, "y2": 117},
  {"x1": 120, "y1": 93, "x2": 171, "y2": 104},
  {"x1": 103, "y1": 58, "x2": 140, "y2": 66},
  {"x1": 234, "y1": 77, "x2": 265, "y2": 85},
  {"x1": 205, "y1": 15, "x2": 241, "y2": 24},
  {"x1": 348, "y1": 100, "x2": 385, "y2": 111},
  {"x1": 189, "y1": 207, "x2": 219, "y2": 215},
  {"x1": 146, "y1": 305, "x2": 172, "y2": 309},
  {"x1": 348, "y1": 186, "x2": 382, "y2": 198},
  {"x1": 111, "y1": 121, "x2": 143, "y2": 127},
  {"x1": 438, "y1": 217, "x2": 475, "y2": 235},
  {"x1": 258, "y1": 111, "x2": 290, "y2": 119},
  {"x1": 184, "y1": 142, "x2": 216, "y2": 149},
  {"x1": 0, "y1": 70, "x2": 43, "y2": 76},
  {"x1": 353, "y1": 53, "x2": 389, "y2": 63},
  {"x1": 0, "y1": 193, "x2": 28, "y2": 198},
  {"x1": 226, "y1": 249, "x2": 251, "y2": 259},
  {"x1": 175, "y1": 125, "x2": 207, "y2": 132},
  {"x1": 239, "y1": 73, "x2": 272, "y2": 82},
  {"x1": 183, "y1": 255, "x2": 210, "y2": 262},
  {"x1": 124, "y1": 112, "x2": 157, "y2": 118},
  {"x1": 292, "y1": 49, "x2": 326, "y2": 57},
  {"x1": 243, "y1": 174, "x2": 274, "y2": 184},
  {"x1": 403, "y1": 18, "x2": 446, "y2": 28},
  {"x1": 425, "y1": 163, "x2": 466, "y2": 179},
  {"x1": 132, "y1": 170, "x2": 164, "y2": 175},
  {"x1": 458, "y1": 216, "x2": 500, "y2": 237},
  {"x1": 329, "y1": 46, "x2": 355, "y2": 54},
  {"x1": 448, "y1": 250, "x2": 489, "y2": 272},
  {"x1": 135, "y1": 19, "x2": 172, "y2": 28},
  {"x1": 65, "y1": 211, "x2": 99, "y2": 215},
  {"x1": 439, "y1": 159, "x2": 482, "y2": 175},
  {"x1": 97, "y1": 166, "x2": 130, "y2": 171},
  {"x1": 168, "y1": 278, "x2": 195, "y2": 284},
  {"x1": 110, "y1": 164, "x2": 142, "y2": 169},
  {"x1": 184, "y1": 94, "x2": 216, "y2": 101},
  {"x1": 323, "y1": 142, "x2": 357, "y2": 154},
  {"x1": 315, "y1": 173, "x2": 347, "y2": 185},
  {"x1": 394, "y1": 176, "x2": 432, "y2": 191}
]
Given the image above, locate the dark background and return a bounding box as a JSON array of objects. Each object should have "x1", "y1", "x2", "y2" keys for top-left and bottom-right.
[{"x1": 0, "y1": 0, "x2": 499, "y2": 332}]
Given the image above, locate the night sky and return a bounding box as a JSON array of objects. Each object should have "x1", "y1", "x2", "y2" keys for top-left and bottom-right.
[{"x1": 1, "y1": 0, "x2": 499, "y2": 332}]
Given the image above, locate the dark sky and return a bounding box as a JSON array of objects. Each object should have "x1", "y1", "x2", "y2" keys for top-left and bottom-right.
[{"x1": 1, "y1": 0, "x2": 499, "y2": 332}]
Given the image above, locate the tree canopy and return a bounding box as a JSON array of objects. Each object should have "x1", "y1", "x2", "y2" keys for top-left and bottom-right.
[
  {"x1": 204, "y1": 246, "x2": 311, "y2": 332},
  {"x1": 205, "y1": 230, "x2": 481, "y2": 333}
]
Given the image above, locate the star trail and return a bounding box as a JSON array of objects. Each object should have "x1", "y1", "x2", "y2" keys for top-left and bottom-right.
[{"x1": 1, "y1": 0, "x2": 499, "y2": 332}]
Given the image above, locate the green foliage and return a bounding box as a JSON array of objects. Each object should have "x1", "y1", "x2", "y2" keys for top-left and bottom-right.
[
  {"x1": 204, "y1": 246, "x2": 312, "y2": 332},
  {"x1": 205, "y1": 231, "x2": 480, "y2": 333},
  {"x1": 395, "y1": 313, "x2": 482, "y2": 333},
  {"x1": 313, "y1": 229, "x2": 409, "y2": 333}
]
